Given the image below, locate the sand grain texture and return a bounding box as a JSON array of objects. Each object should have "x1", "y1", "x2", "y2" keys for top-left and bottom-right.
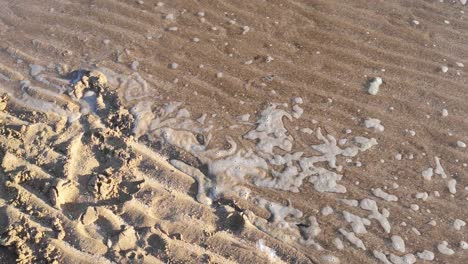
[{"x1": 0, "y1": 0, "x2": 467, "y2": 263}]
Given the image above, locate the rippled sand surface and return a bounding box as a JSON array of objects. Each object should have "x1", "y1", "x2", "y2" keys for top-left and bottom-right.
[{"x1": 0, "y1": 1, "x2": 467, "y2": 263}]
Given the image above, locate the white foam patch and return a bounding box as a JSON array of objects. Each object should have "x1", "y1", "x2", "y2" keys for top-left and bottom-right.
[
  {"x1": 453, "y1": 219, "x2": 466, "y2": 231},
  {"x1": 170, "y1": 159, "x2": 212, "y2": 205},
  {"x1": 131, "y1": 101, "x2": 155, "y2": 139},
  {"x1": 460, "y1": 241, "x2": 468, "y2": 250},
  {"x1": 434, "y1": 156, "x2": 447, "y2": 178},
  {"x1": 367, "y1": 77, "x2": 383, "y2": 95},
  {"x1": 320, "y1": 255, "x2": 340, "y2": 264},
  {"x1": 372, "y1": 188, "x2": 398, "y2": 202},
  {"x1": 144, "y1": 100, "x2": 378, "y2": 205},
  {"x1": 417, "y1": 250, "x2": 434, "y2": 261},
  {"x1": 437, "y1": 241, "x2": 455, "y2": 255},
  {"x1": 256, "y1": 198, "x2": 303, "y2": 228},
  {"x1": 156, "y1": 127, "x2": 207, "y2": 152},
  {"x1": 353, "y1": 136, "x2": 378, "y2": 151},
  {"x1": 149, "y1": 102, "x2": 212, "y2": 134},
  {"x1": 254, "y1": 163, "x2": 305, "y2": 192},
  {"x1": 292, "y1": 104, "x2": 303, "y2": 119},
  {"x1": 373, "y1": 250, "x2": 391, "y2": 264},
  {"x1": 98, "y1": 67, "x2": 154, "y2": 102},
  {"x1": 447, "y1": 179, "x2": 457, "y2": 194},
  {"x1": 343, "y1": 211, "x2": 370, "y2": 234},
  {"x1": 360, "y1": 198, "x2": 391, "y2": 233},
  {"x1": 311, "y1": 128, "x2": 360, "y2": 168},
  {"x1": 333, "y1": 238, "x2": 344, "y2": 250},
  {"x1": 256, "y1": 239, "x2": 281, "y2": 262},
  {"x1": 364, "y1": 118, "x2": 384, "y2": 132},
  {"x1": 209, "y1": 150, "x2": 269, "y2": 186},
  {"x1": 29, "y1": 64, "x2": 45, "y2": 76},
  {"x1": 227, "y1": 123, "x2": 370, "y2": 193},
  {"x1": 292, "y1": 97, "x2": 303, "y2": 104},
  {"x1": 18, "y1": 92, "x2": 69, "y2": 116},
  {"x1": 13, "y1": 81, "x2": 70, "y2": 117},
  {"x1": 297, "y1": 128, "x2": 365, "y2": 193},
  {"x1": 339, "y1": 228, "x2": 366, "y2": 250},
  {"x1": 302, "y1": 216, "x2": 321, "y2": 238},
  {"x1": 299, "y1": 216, "x2": 324, "y2": 250},
  {"x1": 80, "y1": 90, "x2": 98, "y2": 114},
  {"x1": 124, "y1": 97, "x2": 383, "y2": 250},
  {"x1": 321, "y1": 206, "x2": 334, "y2": 216},
  {"x1": 341, "y1": 199, "x2": 359, "y2": 207},
  {"x1": 244, "y1": 103, "x2": 293, "y2": 155},
  {"x1": 457, "y1": 140, "x2": 467, "y2": 148},
  {"x1": 415, "y1": 192, "x2": 428, "y2": 201},
  {"x1": 146, "y1": 103, "x2": 213, "y2": 152},
  {"x1": 201, "y1": 136, "x2": 237, "y2": 161},
  {"x1": 389, "y1": 254, "x2": 416, "y2": 264},
  {"x1": 237, "y1": 113, "x2": 250, "y2": 122},
  {"x1": 268, "y1": 152, "x2": 303, "y2": 166},
  {"x1": 391, "y1": 235, "x2": 406, "y2": 253},
  {"x1": 422, "y1": 168, "x2": 433, "y2": 181},
  {"x1": 307, "y1": 168, "x2": 346, "y2": 193}
]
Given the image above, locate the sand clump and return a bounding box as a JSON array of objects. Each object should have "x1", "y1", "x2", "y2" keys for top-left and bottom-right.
[{"x1": 0, "y1": 70, "x2": 145, "y2": 263}]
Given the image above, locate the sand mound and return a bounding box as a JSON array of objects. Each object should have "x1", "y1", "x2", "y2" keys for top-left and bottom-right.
[{"x1": 0, "y1": 70, "x2": 314, "y2": 263}]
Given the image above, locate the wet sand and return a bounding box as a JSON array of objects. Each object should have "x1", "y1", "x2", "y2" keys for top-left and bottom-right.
[{"x1": 0, "y1": 0, "x2": 467, "y2": 263}]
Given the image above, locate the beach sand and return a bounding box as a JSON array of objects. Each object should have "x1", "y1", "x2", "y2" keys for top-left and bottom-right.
[{"x1": 0, "y1": 0, "x2": 467, "y2": 263}]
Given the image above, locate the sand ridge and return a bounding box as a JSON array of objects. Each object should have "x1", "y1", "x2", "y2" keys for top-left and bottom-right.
[{"x1": 0, "y1": 0, "x2": 468, "y2": 263}]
